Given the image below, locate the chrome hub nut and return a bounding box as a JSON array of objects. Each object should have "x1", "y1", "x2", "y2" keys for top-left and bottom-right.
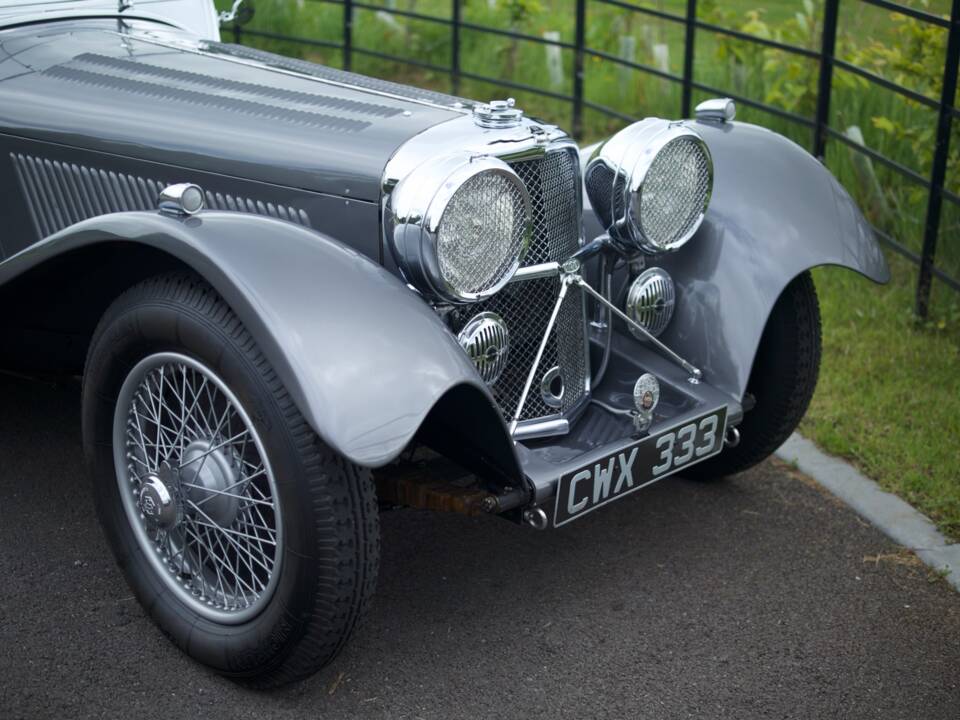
[
  {"x1": 180, "y1": 438, "x2": 243, "y2": 527},
  {"x1": 138, "y1": 474, "x2": 179, "y2": 530}
]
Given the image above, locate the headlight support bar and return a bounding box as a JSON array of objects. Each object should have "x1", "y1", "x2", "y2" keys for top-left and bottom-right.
[
  {"x1": 572, "y1": 272, "x2": 702, "y2": 383},
  {"x1": 509, "y1": 275, "x2": 572, "y2": 435},
  {"x1": 509, "y1": 259, "x2": 703, "y2": 438}
]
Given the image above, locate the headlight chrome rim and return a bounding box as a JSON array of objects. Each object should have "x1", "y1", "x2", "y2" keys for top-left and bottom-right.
[
  {"x1": 586, "y1": 119, "x2": 713, "y2": 255},
  {"x1": 387, "y1": 153, "x2": 532, "y2": 304}
]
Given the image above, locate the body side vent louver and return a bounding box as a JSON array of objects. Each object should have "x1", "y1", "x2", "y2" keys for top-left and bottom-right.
[{"x1": 11, "y1": 153, "x2": 311, "y2": 239}]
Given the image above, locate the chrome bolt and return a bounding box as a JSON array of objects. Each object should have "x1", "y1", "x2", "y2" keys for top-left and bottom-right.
[
  {"x1": 522, "y1": 507, "x2": 549, "y2": 531},
  {"x1": 480, "y1": 496, "x2": 499, "y2": 514}
]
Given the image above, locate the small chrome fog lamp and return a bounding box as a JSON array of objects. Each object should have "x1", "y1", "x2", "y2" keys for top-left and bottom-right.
[
  {"x1": 625, "y1": 267, "x2": 675, "y2": 339},
  {"x1": 585, "y1": 118, "x2": 712, "y2": 254},
  {"x1": 458, "y1": 312, "x2": 510, "y2": 385},
  {"x1": 386, "y1": 153, "x2": 531, "y2": 304}
]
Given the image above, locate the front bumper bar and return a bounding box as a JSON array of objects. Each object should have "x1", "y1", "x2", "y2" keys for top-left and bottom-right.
[{"x1": 515, "y1": 333, "x2": 743, "y2": 507}]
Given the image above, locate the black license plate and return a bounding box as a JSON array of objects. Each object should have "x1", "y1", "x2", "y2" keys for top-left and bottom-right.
[{"x1": 553, "y1": 406, "x2": 728, "y2": 527}]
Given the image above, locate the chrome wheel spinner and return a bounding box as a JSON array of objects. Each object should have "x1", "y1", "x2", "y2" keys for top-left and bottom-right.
[
  {"x1": 137, "y1": 463, "x2": 183, "y2": 531},
  {"x1": 179, "y1": 438, "x2": 246, "y2": 528}
]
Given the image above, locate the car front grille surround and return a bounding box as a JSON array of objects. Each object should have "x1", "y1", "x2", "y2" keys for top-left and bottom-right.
[{"x1": 451, "y1": 146, "x2": 589, "y2": 434}]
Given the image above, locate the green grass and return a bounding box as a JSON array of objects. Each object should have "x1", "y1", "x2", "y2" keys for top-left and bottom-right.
[
  {"x1": 215, "y1": 1, "x2": 960, "y2": 538},
  {"x1": 806, "y1": 259, "x2": 960, "y2": 540}
]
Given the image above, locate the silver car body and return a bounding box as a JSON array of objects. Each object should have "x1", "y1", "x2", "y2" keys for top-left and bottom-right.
[{"x1": 0, "y1": 0, "x2": 888, "y2": 507}]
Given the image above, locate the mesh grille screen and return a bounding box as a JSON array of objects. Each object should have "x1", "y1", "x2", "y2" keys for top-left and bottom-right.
[
  {"x1": 639, "y1": 137, "x2": 711, "y2": 248},
  {"x1": 511, "y1": 151, "x2": 581, "y2": 265},
  {"x1": 585, "y1": 163, "x2": 614, "y2": 228},
  {"x1": 452, "y1": 149, "x2": 587, "y2": 423},
  {"x1": 438, "y1": 172, "x2": 527, "y2": 296}
]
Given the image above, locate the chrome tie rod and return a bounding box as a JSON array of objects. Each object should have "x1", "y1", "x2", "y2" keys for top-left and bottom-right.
[{"x1": 509, "y1": 258, "x2": 702, "y2": 436}]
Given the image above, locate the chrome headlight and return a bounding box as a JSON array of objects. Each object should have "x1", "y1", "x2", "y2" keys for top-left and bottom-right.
[
  {"x1": 386, "y1": 154, "x2": 531, "y2": 303},
  {"x1": 585, "y1": 119, "x2": 712, "y2": 254}
]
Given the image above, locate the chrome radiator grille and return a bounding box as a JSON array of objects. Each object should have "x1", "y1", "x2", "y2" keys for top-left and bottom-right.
[
  {"x1": 451, "y1": 147, "x2": 588, "y2": 424},
  {"x1": 513, "y1": 151, "x2": 581, "y2": 264}
]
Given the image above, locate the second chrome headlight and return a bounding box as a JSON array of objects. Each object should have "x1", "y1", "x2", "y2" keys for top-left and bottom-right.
[
  {"x1": 387, "y1": 154, "x2": 531, "y2": 303},
  {"x1": 585, "y1": 118, "x2": 712, "y2": 254}
]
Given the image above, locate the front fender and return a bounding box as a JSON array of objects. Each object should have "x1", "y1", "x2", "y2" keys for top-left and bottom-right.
[
  {"x1": 0, "y1": 211, "x2": 518, "y2": 473},
  {"x1": 583, "y1": 120, "x2": 889, "y2": 400}
]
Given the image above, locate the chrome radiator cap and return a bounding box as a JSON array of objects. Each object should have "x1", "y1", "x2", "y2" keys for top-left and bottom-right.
[{"x1": 472, "y1": 98, "x2": 523, "y2": 129}]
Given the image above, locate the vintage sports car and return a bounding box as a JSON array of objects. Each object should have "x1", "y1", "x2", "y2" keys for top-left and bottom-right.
[{"x1": 0, "y1": 0, "x2": 888, "y2": 686}]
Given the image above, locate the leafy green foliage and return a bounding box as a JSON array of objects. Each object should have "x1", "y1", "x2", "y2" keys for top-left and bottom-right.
[
  {"x1": 846, "y1": 6, "x2": 959, "y2": 198},
  {"x1": 701, "y1": 0, "x2": 826, "y2": 117},
  {"x1": 498, "y1": 0, "x2": 544, "y2": 26}
]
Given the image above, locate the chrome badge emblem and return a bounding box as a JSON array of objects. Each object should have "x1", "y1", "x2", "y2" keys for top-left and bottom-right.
[
  {"x1": 457, "y1": 312, "x2": 510, "y2": 385},
  {"x1": 140, "y1": 491, "x2": 158, "y2": 517}
]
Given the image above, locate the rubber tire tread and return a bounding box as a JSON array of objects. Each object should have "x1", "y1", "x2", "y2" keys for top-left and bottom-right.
[
  {"x1": 82, "y1": 272, "x2": 379, "y2": 688},
  {"x1": 685, "y1": 271, "x2": 822, "y2": 481}
]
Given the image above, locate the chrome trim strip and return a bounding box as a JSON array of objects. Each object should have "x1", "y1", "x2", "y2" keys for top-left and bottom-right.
[
  {"x1": 511, "y1": 262, "x2": 560, "y2": 281},
  {"x1": 512, "y1": 417, "x2": 569, "y2": 441}
]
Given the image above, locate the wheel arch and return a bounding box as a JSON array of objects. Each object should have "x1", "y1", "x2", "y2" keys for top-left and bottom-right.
[
  {"x1": 0, "y1": 240, "x2": 193, "y2": 373},
  {"x1": 582, "y1": 120, "x2": 888, "y2": 401},
  {"x1": 0, "y1": 211, "x2": 522, "y2": 481}
]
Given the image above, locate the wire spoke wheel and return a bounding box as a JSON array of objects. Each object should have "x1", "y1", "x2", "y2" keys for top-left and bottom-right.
[
  {"x1": 112, "y1": 352, "x2": 282, "y2": 624},
  {"x1": 88, "y1": 275, "x2": 378, "y2": 684}
]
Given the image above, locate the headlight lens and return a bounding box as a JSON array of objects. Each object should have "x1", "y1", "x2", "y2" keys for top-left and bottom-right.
[
  {"x1": 387, "y1": 154, "x2": 531, "y2": 303},
  {"x1": 586, "y1": 119, "x2": 712, "y2": 254},
  {"x1": 634, "y1": 136, "x2": 712, "y2": 251},
  {"x1": 437, "y1": 172, "x2": 527, "y2": 297}
]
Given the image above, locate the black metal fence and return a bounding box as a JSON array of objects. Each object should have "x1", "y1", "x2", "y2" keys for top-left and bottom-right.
[{"x1": 230, "y1": 0, "x2": 960, "y2": 317}]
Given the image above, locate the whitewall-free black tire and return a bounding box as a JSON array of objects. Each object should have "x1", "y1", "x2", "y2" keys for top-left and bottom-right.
[{"x1": 82, "y1": 273, "x2": 379, "y2": 687}]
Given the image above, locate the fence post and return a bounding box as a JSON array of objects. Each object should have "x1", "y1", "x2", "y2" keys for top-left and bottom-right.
[
  {"x1": 681, "y1": 0, "x2": 697, "y2": 117},
  {"x1": 916, "y1": 0, "x2": 960, "y2": 317},
  {"x1": 452, "y1": 0, "x2": 461, "y2": 95},
  {"x1": 232, "y1": 21, "x2": 241, "y2": 44},
  {"x1": 343, "y1": 0, "x2": 353, "y2": 71},
  {"x1": 813, "y1": 0, "x2": 839, "y2": 159},
  {"x1": 573, "y1": 0, "x2": 586, "y2": 139}
]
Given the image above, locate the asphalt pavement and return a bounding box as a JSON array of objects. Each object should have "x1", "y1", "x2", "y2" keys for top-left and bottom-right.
[{"x1": 1, "y1": 374, "x2": 958, "y2": 719}]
